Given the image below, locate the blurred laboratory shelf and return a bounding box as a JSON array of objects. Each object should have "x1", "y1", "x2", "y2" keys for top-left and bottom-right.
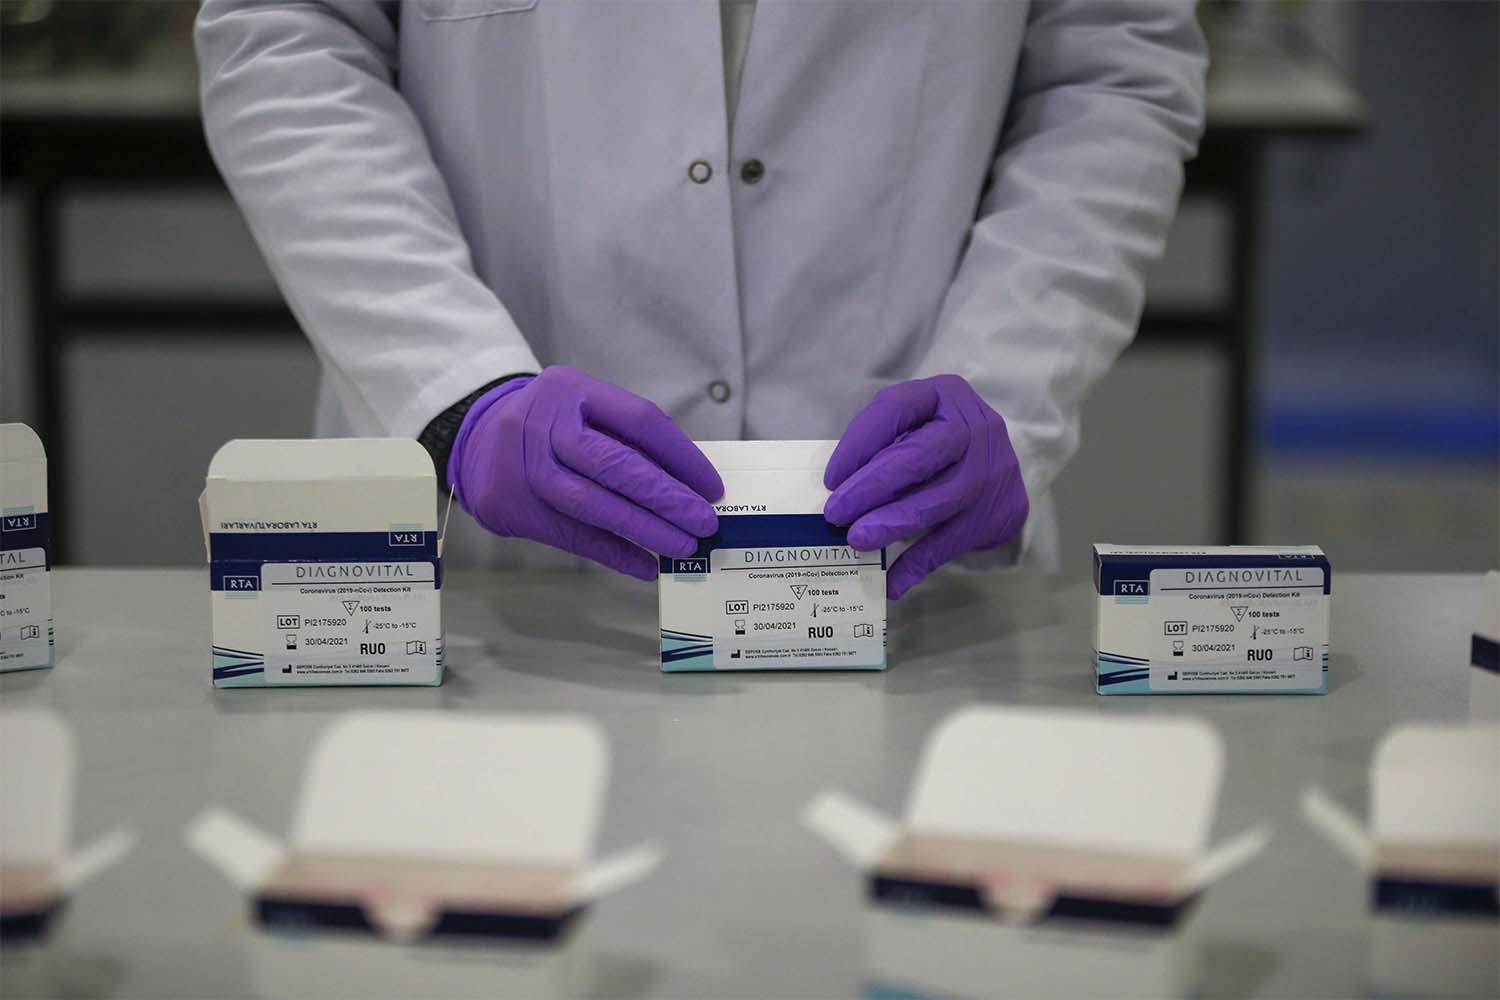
[
  {"x1": 1256, "y1": 460, "x2": 1500, "y2": 573},
  {"x1": 0, "y1": 37, "x2": 197, "y2": 120},
  {"x1": 0, "y1": 568, "x2": 1488, "y2": 999},
  {"x1": 1202, "y1": 14, "x2": 1366, "y2": 132}
]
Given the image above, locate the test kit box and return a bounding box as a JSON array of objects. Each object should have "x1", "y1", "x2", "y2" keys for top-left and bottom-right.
[
  {"x1": 201, "y1": 438, "x2": 444, "y2": 687},
  {"x1": 1470, "y1": 571, "x2": 1498, "y2": 720},
  {"x1": 0, "y1": 423, "x2": 53, "y2": 672},
  {"x1": 187, "y1": 712, "x2": 660, "y2": 996},
  {"x1": 1302, "y1": 724, "x2": 1499, "y2": 997},
  {"x1": 0, "y1": 708, "x2": 135, "y2": 945},
  {"x1": 805, "y1": 707, "x2": 1271, "y2": 998},
  {"x1": 1093, "y1": 544, "x2": 1331, "y2": 695},
  {"x1": 658, "y1": 440, "x2": 886, "y2": 672}
]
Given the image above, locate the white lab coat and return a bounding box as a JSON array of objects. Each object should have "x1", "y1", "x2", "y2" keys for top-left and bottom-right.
[{"x1": 195, "y1": 0, "x2": 1206, "y2": 572}]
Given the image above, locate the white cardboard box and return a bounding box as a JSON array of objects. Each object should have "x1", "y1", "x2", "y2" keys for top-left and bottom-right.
[
  {"x1": 201, "y1": 438, "x2": 444, "y2": 687},
  {"x1": 242, "y1": 930, "x2": 590, "y2": 1000},
  {"x1": 805, "y1": 706, "x2": 1271, "y2": 998},
  {"x1": 1093, "y1": 544, "x2": 1331, "y2": 694},
  {"x1": 0, "y1": 709, "x2": 135, "y2": 944},
  {"x1": 1302, "y1": 723, "x2": 1500, "y2": 997},
  {"x1": 1470, "y1": 571, "x2": 1499, "y2": 721},
  {"x1": 0, "y1": 423, "x2": 53, "y2": 672},
  {"x1": 862, "y1": 905, "x2": 1197, "y2": 1000},
  {"x1": 186, "y1": 710, "x2": 660, "y2": 996},
  {"x1": 659, "y1": 440, "x2": 886, "y2": 672}
]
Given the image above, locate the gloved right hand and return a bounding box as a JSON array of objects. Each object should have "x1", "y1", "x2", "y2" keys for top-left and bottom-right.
[{"x1": 448, "y1": 366, "x2": 723, "y2": 580}]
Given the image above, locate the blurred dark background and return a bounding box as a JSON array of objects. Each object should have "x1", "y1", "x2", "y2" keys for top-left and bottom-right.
[{"x1": 1, "y1": 0, "x2": 1496, "y2": 569}]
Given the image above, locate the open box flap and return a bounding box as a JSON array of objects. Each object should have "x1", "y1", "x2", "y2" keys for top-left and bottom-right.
[
  {"x1": 291, "y1": 713, "x2": 607, "y2": 868},
  {"x1": 0, "y1": 708, "x2": 75, "y2": 867},
  {"x1": 1300, "y1": 787, "x2": 1374, "y2": 870},
  {"x1": 0, "y1": 422, "x2": 46, "y2": 462},
  {"x1": 56, "y1": 828, "x2": 137, "y2": 893},
  {"x1": 905, "y1": 707, "x2": 1223, "y2": 860},
  {"x1": 198, "y1": 489, "x2": 211, "y2": 559},
  {"x1": 438, "y1": 486, "x2": 455, "y2": 561},
  {"x1": 203, "y1": 439, "x2": 439, "y2": 539},
  {"x1": 1372, "y1": 723, "x2": 1500, "y2": 847},
  {"x1": 185, "y1": 807, "x2": 288, "y2": 891},
  {"x1": 695, "y1": 440, "x2": 836, "y2": 473},
  {"x1": 1182, "y1": 823, "x2": 1274, "y2": 893},
  {"x1": 1475, "y1": 572, "x2": 1499, "y2": 644},
  {"x1": 696, "y1": 439, "x2": 838, "y2": 515},
  {"x1": 566, "y1": 842, "x2": 664, "y2": 904},
  {"x1": 802, "y1": 790, "x2": 901, "y2": 869},
  {"x1": 207, "y1": 438, "x2": 434, "y2": 484}
]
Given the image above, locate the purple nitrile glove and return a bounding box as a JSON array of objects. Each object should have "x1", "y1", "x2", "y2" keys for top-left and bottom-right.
[
  {"x1": 824, "y1": 374, "x2": 1029, "y2": 600},
  {"x1": 449, "y1": 366, "x2": 723, "y2": 581}
]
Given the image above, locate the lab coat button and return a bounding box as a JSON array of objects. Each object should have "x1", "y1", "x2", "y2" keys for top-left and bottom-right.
[
  {"x1": 740, "y1": 159, "x2": 765, "y2": 184},
  {"x1": 688, "y1": 160, "x2": 713, "y2": 184},
  {"x1": 707, "y1": 380, "x2": 732, "y2": 403}
]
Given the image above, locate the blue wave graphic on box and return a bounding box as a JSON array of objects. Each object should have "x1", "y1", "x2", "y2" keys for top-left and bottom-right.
[
  {"x1": 1095, "y1": 648, "x2": 1329, "y2": 692},
  {"x1": 661, "y1": 629, "x2": 712, "y2": 664},
  {"x1": 213, "y1": 644, "x2": 265, "y2": 680}
]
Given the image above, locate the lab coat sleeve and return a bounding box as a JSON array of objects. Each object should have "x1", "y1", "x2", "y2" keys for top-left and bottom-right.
[
  {"x1": 917, "y1": 1, "x2": 1207, "y2": 537},
  {"x1": 195, "y1": 0, "x2": 541, "y2": 438}
]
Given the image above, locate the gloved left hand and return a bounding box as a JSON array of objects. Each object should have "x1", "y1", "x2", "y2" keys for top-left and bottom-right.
[{"x1": 824, "y1": 374, "x2": 1029, "y2": 599}]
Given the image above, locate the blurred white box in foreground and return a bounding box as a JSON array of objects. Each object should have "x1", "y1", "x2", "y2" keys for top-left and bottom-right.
[
  {"x1": 0, "y1": 708, "x2": 135, "y2": 944},
  {"x1": 805, "y1": 706, "x2": 1271, "y2": 998},
  {"x1": 0, "y1": 423, "x2": 53, "y2": 672},
  {"x1": 186, "y1": 712, "x2": 660, "y2": 997},
  {"x1": 1302, "y1": 723, "x2": 1500, "y2": 997}
]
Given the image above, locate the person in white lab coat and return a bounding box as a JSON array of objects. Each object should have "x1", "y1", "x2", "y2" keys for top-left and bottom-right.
[{"x1": 195, "y1": 0, "x2": 1207, "y2": 592}]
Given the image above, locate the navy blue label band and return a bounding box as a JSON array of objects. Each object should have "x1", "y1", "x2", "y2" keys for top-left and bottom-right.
[
  {"x1": 211, "y1": 561, "x2": 441, "y2": 592},
  {"x1": 869, "y1": 873, "x2": 1196, "y2": 929},
  {"x1": 659, "y1": 513, "x2": 886, "y2": 574},
  {"x1": 1375, "y1": 876, "x2": 1499, "y2": 917},
  {"x1": 1472, "y1": 634, "x2": 1499, "y2": 675},
  {"x1": 209, "y1": 532, "x2": 441, "y2": 592},
  {"x1": 1094, "y1": 552, "x2": 1332, "y2": 595},
  {"x1": 0, "y1": 511, "x2": 50, "y2": 561},
  {"x1": 210, "y1": 530, "x2": 437, "y2": 561},
  {"x1": 255, "y1": 894, "x2": 582, "y2": 943}
]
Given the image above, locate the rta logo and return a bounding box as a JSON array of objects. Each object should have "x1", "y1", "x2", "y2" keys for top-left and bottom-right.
[
  {"x1": 1, "y1": 514, "x2": 35, "y2": 532},
  {"x1": 1114, "y1": 580, "x2": 1147, "y2": 596},
  {"x1": 389, "y1": 530, "x2": 422, "y2": 546},
  {"x1": 224, "y1": 575, "x2": 259, "y2": 592},
  {"x1": 673, "y1": 558, "x2": 708, "y2": 575}
]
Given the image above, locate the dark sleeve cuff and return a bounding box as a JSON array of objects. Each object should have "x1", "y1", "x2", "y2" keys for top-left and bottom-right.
[{"x1": 417, "y1": 372, "x2": 535, "y2": 489}]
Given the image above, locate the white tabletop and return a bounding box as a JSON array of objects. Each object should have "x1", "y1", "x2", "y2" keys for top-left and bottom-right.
[{"x1": 0, "y1": 569, "x2": 1485, "y2": 998}]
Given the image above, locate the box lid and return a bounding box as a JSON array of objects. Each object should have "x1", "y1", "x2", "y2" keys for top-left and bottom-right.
[
  {"x1": 1302, "y1": 723, "x2": 1500, "y2": 886},
  {"x1": 1474, "y1": 571, "x2": 1499, "y2": 655},
  {"x1": 207, "y1": 438, "x2": 433, "y2": 483},
  {"x1": 694, "y1": 440, "x2": 835, "y2": 472},
  {"x1": 201, "y1": 439, "x2": 440, "y2": 551},
  {"x1": 1373, "y1": 724, "x2": 1499, "y2": 855},
  {"x1": 0, "y1": 709, "x2": 73, "y2": 868},
  {"x1": 693, "y1": 440, "x2": 839, "y2": 518},
  {"x1": 0, "y1": 423, "x2": 45, "y2": 463},
  {"x1": 905, "y1": 708, "x2": 1221, "y2": 859},
  {"x1": 186, "y1": 712, "x2": 661, "y2": 941},
  {"x1": 1093, "y1": 544, "x2": 1326, "y2": 557},
  {"x1": 805, "y1": 707, "x2": 1270, "y2": 921},
  {"x1": 0, "y1": 709, "x2": 135, "y2": 915},
  {"x1": 292, "y1": 713, "x2": 604, "y2": 866}
]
